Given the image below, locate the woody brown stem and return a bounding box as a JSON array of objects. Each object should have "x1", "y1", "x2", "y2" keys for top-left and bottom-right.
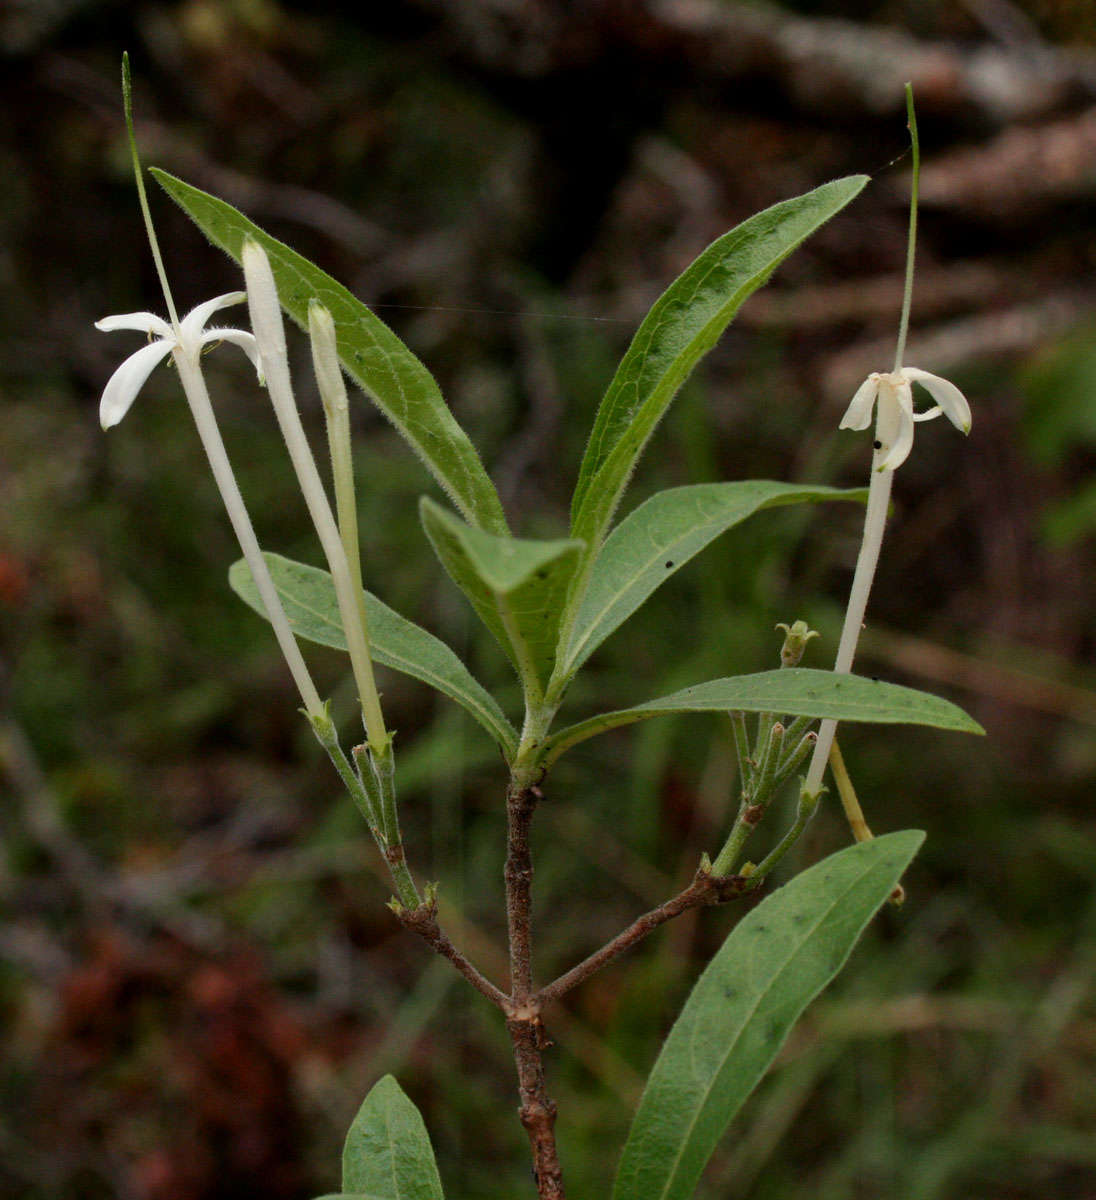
[
  {"x1": 506, "y1": 780, "x2": 539, "y2": 1002},
  {"x1": 394, "y1": 900, "x2": 510, "y2": 1010},
  {"x1": 400, "y1": 770, "x2": 753, "y2": 1199},
  {"x1": 539, "y1": 867, "x2": 748, "y2": 1005},
  {"x1": 504, "y1": 777, "x2": 567, "y2": 1197},
  {"x1": 509, "y1": 1012, "x2": 565, "y2": 1200}
]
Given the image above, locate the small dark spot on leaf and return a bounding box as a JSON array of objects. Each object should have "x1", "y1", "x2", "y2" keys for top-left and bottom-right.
[
  {"x1": 755, "y1": 923, "x2": 768, "y2": 934},
  {"x1": 536, "y1": 569, "x2": 548, "y2": 579},
  {"x1": 723, "y1": 986, "x2": 739, "y2": 1001},
  {"x1": 872, "y1": 676, "x2": 880, "y2": 682},
  {"x1": 665, "y1": 561, "x2": 674, "y2": 569}
]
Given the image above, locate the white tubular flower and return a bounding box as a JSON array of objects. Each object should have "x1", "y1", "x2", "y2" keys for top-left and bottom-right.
[
  {"x1": 840, "y1": 367, "x2": 971, "y2": 472},
  {"x1": 96, "y1": 293, "x2": 262, "y2": 429},
  {"x1": 95, "y1": 289, "x2": 324, "y2": 719},
  {"x1": 242, "y1": 239, "x2": 389, "y2": 752}
]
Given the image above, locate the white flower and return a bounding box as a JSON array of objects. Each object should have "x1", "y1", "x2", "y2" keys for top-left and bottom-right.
[
  {"x1": 95, "y1": 292, "x2": 262, "y2": 429},
  {"x1": 839, "y1": 367, "x2": 971, "y2": 472}
]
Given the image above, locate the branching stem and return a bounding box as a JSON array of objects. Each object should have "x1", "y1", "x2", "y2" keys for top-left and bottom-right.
[
  {"x1": 539, "y1": 867, "x2": 747, "y2": 1005},
  {"x1": 394, "y1": 901, "x2": 509, "y2": 1009}
]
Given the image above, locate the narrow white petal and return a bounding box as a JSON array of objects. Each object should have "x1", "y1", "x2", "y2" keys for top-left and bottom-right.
[
  {"x1": 877, "y1": 380, "x2": 915, "y2": 470},
  {"x1": 903, "y1": 367, "x2": 971, "y2": 433},
  {"x1": 180, "y1": 292, "x2": 248, "y2": 345},
  {"x1": 95, "y1": 311, "x2": 174, "y2": 338},
  {"x1": 199, "y1": 328, "x2": 264, "y2": 381},
  {"x1": 98, "y1": 340, "x2": 174, "y2": 429},
  {"x1": 839, "y1": 375, "x2": 880, "y2": 430}
]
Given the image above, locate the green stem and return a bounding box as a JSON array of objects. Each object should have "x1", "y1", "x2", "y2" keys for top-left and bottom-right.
[
  {"x1": 310, "y1": 711, "x2": 382, "y2": 836},
  {"x1": 711, "y1": 811, "x2": 755, "y2": 877},
  {"x1": 745, "y1": 788, "x2": 821, "y2": 890},
  {"x1": 355, "y1": 741, "x2": 420, "y2": 909},
  {"x1": 893, "y1": 83, "x2": 920, "y2": 375},
  {"x1": 829, "y1": 737, "x2": 874, "y2": 844},
  {"x1": 730, "y1": 712, "x2": 751, "y2": 789},
  {"x1": 711, "y1": 721, "x2": 785, "y2": 876},
  {"x1": 753, "y1": 721, "x2": 784, "y2": 802},
  {"x1": 751, "y1": 711, "x2": 774, "y2": 780},
  {"x1": 773, "y1": 730, "x2": 818, "y2": 786},
  {"x1": 122, "y1": 54, "x2": 179, "y2": 331}
]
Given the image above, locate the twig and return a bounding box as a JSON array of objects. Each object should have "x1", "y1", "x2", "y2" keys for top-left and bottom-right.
[
  {"x1": 509, "y1": 1013, "x2": 566, "y2": 1200},
  {"x1": 539, "y1": 866, "x2": 747, "y2": 1005},
  {"x1": 503, "y1": 777, "x2": 566, "y2": 1198},
  {"x1": 505, "y1": 780, "x2": 539, "y2": 1002},
  {"x1": 394, "y1": 899, "x2": 510, "y2": 1010}
]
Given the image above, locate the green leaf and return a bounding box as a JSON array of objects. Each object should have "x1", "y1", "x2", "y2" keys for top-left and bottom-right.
[
  {"x1": 613, "y1": 830, "x2": 924, "y2": 1200},
  {"x1": 342, "y1": 1075, "x2": 444, "y2": 1200},
  {"x1": 560, "y1": 481, "x2": 867, "y2": 680},
  {"x1": 570, "y1": 175, "x2": 869, "y2": 555},
  {"x1": 420, "y1": 497, "x2": 583, "y2": 697},
  {"x1": 542, "y1": 669, "x2": 983, "y2": 766},
  {"x1": 229, "y1": 553, "x2": 517, "y2": 759},
  {"x1": 152, "y1": 169, "x2": 507, "y2": 536},
  {"x1": 313, "y1": 1194, "x2": 391, "y2": 1199}
]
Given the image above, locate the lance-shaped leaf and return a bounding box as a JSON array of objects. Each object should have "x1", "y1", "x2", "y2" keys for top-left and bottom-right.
[
  {"x1": 559, "y1": 481, "x2": 867, "y2": 682},
  {"x1": 229, "y1": 553, "x2": 517, "y2": 759},
  {"x1": 612, "y1": 831, "x2": 924, "y2": 1200},
  {"x1": 541, "y1": 669, "x2": 982, "y2": 767},
  {"x1": 570, "y1": 175, "x2": 869, "y2": 555},
  {"x1": 420, "y1": 497, "x2": 582, "y2": 698},
  {"x1": 152, "y1": 169, "x2": 508, "y2": 536},
  {"x1": 342, "y1": 1075, "x2": 444, "y2": 1200}
]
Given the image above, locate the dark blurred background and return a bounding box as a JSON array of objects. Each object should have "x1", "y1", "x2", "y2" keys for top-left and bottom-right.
[{"x1": 2, "y1": 1, "x2": 1096, "y2": 1197}]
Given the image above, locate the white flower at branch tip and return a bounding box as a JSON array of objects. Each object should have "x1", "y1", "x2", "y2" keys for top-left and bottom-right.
[
  {"x1": 839, "y1": 367, "x2": 972, "y2": 472},
  {"x1": 95, "y1": 292, "x2": 263, "y2": 430}
]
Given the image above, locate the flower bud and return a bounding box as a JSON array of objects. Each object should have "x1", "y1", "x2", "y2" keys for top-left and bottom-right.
[{"x1": 775, "y1": 619, "x2": 820, "y2": 668}]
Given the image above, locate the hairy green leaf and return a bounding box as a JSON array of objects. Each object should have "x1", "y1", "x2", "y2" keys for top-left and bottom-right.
[
  {"x1": 343, "y1": 1075, "x2": 444, "y2": 1200},
  {"x1": 542, "y1": 669, "x2": 982, "y2": 766},
  {"x1": 152, "y1": 169, "x2": 507, "y2": 535},
  {"x1": 420, "y1": 497, "x2": 582, "y2": 698},
  {"x1": 560, "y1": 481, "x2": 867, "y2": 681},
  {"x1": 570, "y1": 176, "x2": 869, "y2": 555},
  {"x1": 229, "y1": 553, "x2": 517, "y2": 759},
  {"x1": 613, "y1": 831, "x2": 924, "y2": 1200}
]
